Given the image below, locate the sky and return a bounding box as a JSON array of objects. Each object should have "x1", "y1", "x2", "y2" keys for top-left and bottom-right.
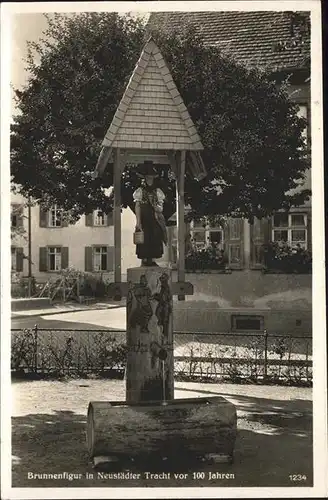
[
  {"x1": 11, "y1": 14, "x2": 49, "y2": 91},
  {"x1": 11, "y1": 12, "x2": 149, "y2": 96}
]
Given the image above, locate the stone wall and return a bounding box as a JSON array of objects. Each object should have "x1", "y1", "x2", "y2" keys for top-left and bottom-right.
[{"x1": 172, "y1": 271, "x2": 312, "y2": 335}]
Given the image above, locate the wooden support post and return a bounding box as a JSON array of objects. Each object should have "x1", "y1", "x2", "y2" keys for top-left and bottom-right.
[
  {"x1": 176, "y1": 150, "x2": 186, "y2": 301},
  {"x1": 167, "y1": 227, "x2": 173, "y2": 265},
  {"x1": 126, "y1": 267, "x2": 174, "y2": 404},
  {"x1": 113, "y1": 148, "x2": 121, "y2": 287}
]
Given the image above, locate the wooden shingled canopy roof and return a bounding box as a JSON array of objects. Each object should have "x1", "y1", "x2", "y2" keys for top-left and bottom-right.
[{"x1": 93, "y1": 37, "x2": 206, "y2": 181}]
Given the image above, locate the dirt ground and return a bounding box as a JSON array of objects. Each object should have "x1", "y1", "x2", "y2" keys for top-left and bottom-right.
[{"x1": 10, "y1": 379, "x2": 313, "y2": 488}]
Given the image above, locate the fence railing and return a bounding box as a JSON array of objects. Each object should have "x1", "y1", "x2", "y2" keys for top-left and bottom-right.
[{"x1": 11, "y1": 327, "x2": 312, "y2": 385}]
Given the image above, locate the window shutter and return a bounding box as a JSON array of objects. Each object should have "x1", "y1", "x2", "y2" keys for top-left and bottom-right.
[
  {"x1": 39, "y1": 247, "x2": 48, "y2": 272},
  {"x1": 16, "y1": 205, "x2": 24, "y2": 227},
  {"x1": 61, "y1": 247, "x2": 69, "y2": 269},
  {"x1": 39, "y1": 206, "x2": 48, "y2": 227},
  {"x1": 106, "y1": 212, "x2": 114, "y2": 226},
  {"x1": 106, "y1": 246, "x2": 114, "y2": 271},
  {"x1": 11, "y1": 204, "x2": 24, "y2": 227},
  {"x1": 85, "y1": 246, "x2": 93, "y2": 272},
  {"x1": 11, "y1": 205, "x2": 15, "y2": 227},
  {"x1": 225, "y1": 217, "x2": 244, "y2": 269},
  {"x1": 16, "y1": 247, "x2": 24, "y2": 272},
  {"x1": 250, "y1": 217, "x2": 270, "y2": 268},
  {"x1": 85, "y1": 213, "x2": 93, "y2": 227}
]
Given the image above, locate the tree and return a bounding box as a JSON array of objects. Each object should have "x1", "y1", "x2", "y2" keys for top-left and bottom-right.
[{"x1": 11, "y1": 12, "x2": 310, "y2": 224}]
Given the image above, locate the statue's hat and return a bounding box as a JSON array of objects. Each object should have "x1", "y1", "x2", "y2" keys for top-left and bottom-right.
[{"x1": 136, "y1": 161, "x2": 159, "y2": 178}]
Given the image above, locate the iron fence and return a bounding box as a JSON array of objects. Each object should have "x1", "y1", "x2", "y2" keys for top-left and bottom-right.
[
  {"x1": 11, "y1": 327, "x2": 312, "y2": 385},
  {"x1": 174, "y1": 331, "x2": 312, "y2": 384}
]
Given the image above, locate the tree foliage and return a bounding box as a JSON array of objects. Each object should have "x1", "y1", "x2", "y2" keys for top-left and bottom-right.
[
  {"x1": 11, "y1": 202, "x2": 26, "y2": 241},
  {"x1": 11, "y1": 12, "x2": 310, "y2": 223}
]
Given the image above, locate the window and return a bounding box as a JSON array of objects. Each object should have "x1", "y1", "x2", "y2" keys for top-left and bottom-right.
[
  {"x1": 39, "y1": 246, "x2": 68, "y2": 272},
  {"x1": 85, "y1": 246, "x2": 113, "y2": 272},
  {"x1": 272, "y1": 213, "x2": 308, "y2": 249},
  {"x1": 85, "y1": 211, "x2": 113, "y2": 227},
  {"x1": 11, "y1": 247, "x2": 17, "y2": 271},
  {"x1": 48, "y1": 247, "x2": 62, "y2": 271},
  {"x1": 209, "y1": 230, "x2": 224, "y2": 245},
  {"x1": 231, "y1": 315, "x2": 264, "y2": 332},
  {"x1": 190, "y1": 219, "x2": 224, "y2": 249},
  {"x1": 11, "y1": 204, "x2": 23, "y2": 228},
  {"x1": 40, "y1": 205, "x2": 67, "y2": 228},
  {"x1": 48, "y1": 206, "x2": 63, "y2": 227},
  {"x1": 93, "y1": 246, "x2": 108, "y2": 271},
  {"x1": 93, "y1": 211, "x2": 107, "y2": 226}
]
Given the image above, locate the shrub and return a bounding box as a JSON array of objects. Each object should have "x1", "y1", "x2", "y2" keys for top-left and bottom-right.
[
  {"x1": 262, "y1": 242, "x2": 312, "y2": 273},
  {"x1": 11, "y1": 329, "x2": 36, "y2": 371},
  {"x1": 11, "y1": 275, "x2": 36, "y2": 298},
  {"x1": 54, "y1": 267, "x2": 108, "y2": 299},
  {"x1": 185, "y1": 241, "x2": 228, "y2": 271},
  {"x1": 11, "y1": 328, "x2": 127, "y2": 377}
]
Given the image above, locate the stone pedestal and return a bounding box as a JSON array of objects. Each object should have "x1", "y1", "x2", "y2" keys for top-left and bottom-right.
[{"x1": 126, "y1": 267, "x2": 174, "y2": 403}]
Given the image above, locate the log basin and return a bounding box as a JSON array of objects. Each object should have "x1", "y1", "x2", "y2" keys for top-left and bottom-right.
[{"x1": 87, "y1": 396, "x2": 237, "y2": 463}]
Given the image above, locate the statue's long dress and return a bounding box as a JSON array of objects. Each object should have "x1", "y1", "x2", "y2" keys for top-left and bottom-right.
[{"x1": 133, "y1": 186, "x2": 166, "y2": 260}]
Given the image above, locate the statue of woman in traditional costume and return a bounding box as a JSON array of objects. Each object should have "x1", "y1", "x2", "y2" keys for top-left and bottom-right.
[{"x1": 133, "y1": 161, "x2": 168, "y2": 267}]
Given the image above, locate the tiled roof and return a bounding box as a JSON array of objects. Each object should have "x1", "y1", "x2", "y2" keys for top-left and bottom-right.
[
  {"x1": 102, "y1": 38, "x2": 204, "y2": 151},
  {"x1": 147, "y1": 11, "x2": 310, "y2": 72}
]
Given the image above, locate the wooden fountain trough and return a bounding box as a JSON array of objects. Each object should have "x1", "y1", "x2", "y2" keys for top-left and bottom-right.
[{"x1": 87, "y1": 397, "x2": 237, "y2": 463}]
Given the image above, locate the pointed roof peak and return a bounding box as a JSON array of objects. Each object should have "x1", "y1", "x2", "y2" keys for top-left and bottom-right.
[
  {"x1": 102, "y1": 39, "x2": 203, "y2": 151},
  {"x1": 142, "y1": 36, "x2": 160, "y2": 55},
  {"x1": 145, "y1": 34, "x2": 155, "y2": 44}
]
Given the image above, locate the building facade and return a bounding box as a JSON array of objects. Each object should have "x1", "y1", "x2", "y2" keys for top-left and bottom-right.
[
  {"x1": 11, "y1": 193, "x2": 140, "y2": 282},
  {"x1": 148, "y1": 10, "x2": 311, "y2": 273}
]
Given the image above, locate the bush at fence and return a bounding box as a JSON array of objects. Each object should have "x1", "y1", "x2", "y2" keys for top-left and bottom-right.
[
  {"x1": 11, "y1": 328, "x2": 312, "y2": 386},
  {"x1": 173, "y1": 332, "x2": 312, "y2": 386},
  {"x1": 11, "y1": 328, "x2": 127, "y2": 378}
]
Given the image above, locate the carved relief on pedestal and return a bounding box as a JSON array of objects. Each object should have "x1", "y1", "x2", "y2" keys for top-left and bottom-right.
[{"x1": 127, "y1": 271, "x2": 172, "y2": 340}]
